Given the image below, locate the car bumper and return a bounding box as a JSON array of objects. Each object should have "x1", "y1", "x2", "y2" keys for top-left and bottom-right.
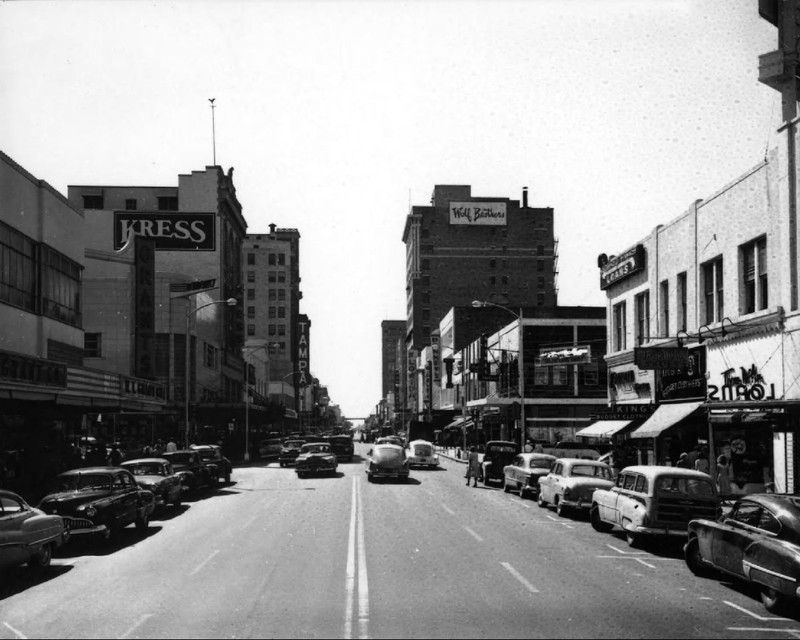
[
  {"x1": 63, "y1": 516, "x2": 108, "y2": 536},
  {"x1": 561, "y1": 498, "x2": 592, "y2": 510},
  {"x1": 633, "y1": 525, "x2": 690, "y2": 537},
  {"x1": 367, "y1": 469, "x2": 409, "y2": 478}
]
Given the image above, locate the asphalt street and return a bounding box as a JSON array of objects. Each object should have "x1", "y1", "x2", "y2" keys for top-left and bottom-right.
[{"x1": 1, "y1": 442, "x2": 799, "y2": 639}]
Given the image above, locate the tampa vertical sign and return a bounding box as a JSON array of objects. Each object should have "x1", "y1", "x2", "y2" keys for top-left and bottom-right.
[
  {"x1": 296, "y1": 315, "x2": 310, "y2": 388},
  {"x1": 134, "y1": 237, "x2": 156, "y2": 379}
]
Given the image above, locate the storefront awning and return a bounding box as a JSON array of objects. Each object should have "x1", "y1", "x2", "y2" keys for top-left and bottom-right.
[
  {"x1": 628, "y1": 401, "x2": 704, "y2": 439},
  {"x1": 444, "y1": 417, "x2": 474, "y2": 430},
  {"x1": 575, "y1": 420, "x2": 632, "y2": 438}
]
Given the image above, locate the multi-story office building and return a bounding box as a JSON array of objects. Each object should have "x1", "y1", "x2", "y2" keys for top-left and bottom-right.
[
  {"x1": 381, "y1": 320, "x2": 405, "y2": 417},
  {"x1": 68, "y1": 165, "x2": 246, "y2": 446},
  {"x1": 243, "y1": 225, "x2": 302, "y2": 414},
  {"x1": 0, "y1": 150, "x2": 165, "y2": 498},
  {"x1": 600, "y1": 147, "x2": 800, "y2": 493},
  {"x1": 402, "y1": 185, "x2": 558, "y2": 416}
]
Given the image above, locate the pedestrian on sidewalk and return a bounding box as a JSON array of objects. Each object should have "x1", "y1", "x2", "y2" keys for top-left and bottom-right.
[{"x1": 466, "y1": 446, "x2": 481, "y2": 488}]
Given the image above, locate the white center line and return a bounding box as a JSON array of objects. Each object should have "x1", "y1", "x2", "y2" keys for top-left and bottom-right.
[
  {"x1": 344, "y1": 477, "x2": 357, "y2": 639},
  {"x1": 189, "y1": 549, "x2": 219, "y2": 576},
  {"x1": 501, "y1": 562, "x2": 540, "y2": 593},
  {"x1": 118, "y1": 614, "x2": 154, "y2": 639},
  {"x1": 2, "y1": 622, "x2": 26, "y2": 640},
  {"x1": 463, "y1": 526, "x2": 483, "y2": 542},
  {"x1": 356, "y1": 478, "x2": 369, "y2": 639},
  {"x1": 441, "y1": 504, "x2": 455, "y2": 515}
]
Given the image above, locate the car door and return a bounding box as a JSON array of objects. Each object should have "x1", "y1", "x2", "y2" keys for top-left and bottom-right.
[
  {"x1": 507, "y1": 455, "x2": 521, "y2": 484},
  {"x1": 711, "y1": 500, "x2": 762, "y2": 577},
  {"x1": 118, "y1": 472, "x2": 139, "y2": 526},
  {"x1": 542, "y1": 463, "x2": 560, "y2": 502},
  {"x1": 0, "y1": 495, "x2": 30, "y2": 566},
  {"x1": 616, "y1": 472, "x2": 643, "y2": 527}
]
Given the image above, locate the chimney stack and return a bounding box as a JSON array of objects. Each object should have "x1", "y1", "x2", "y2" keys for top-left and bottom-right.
[{"x1": 522, "y1": 187, "x2": 528, "y2": 208}]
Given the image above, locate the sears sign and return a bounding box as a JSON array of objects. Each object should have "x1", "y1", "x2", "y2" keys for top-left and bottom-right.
[{"x1": 114, "y1": 212, "x2": 216, "y2": 251}]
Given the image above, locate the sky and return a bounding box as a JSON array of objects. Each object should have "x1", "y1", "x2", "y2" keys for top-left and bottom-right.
[{"x1": 0, "y1": 0, "x2": 782, "y2": 422}]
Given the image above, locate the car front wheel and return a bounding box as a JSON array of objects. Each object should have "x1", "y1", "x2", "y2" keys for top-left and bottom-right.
[
  {"x1": 590, "y1": 505, "x2": 613, "y2": 532},
  {"x1": 760, "y1": 587, "x2": 790, "y2": 614},
  {"x1": 684, "y1": 537, "x2": 710, "y2": 577},
  {"x1": 537, "y1": 493, "x2": 548, "y2": 508},
  {"x1": 28, "y1": 543, "x2": 53, "y2": 569},
  {"x1": 556, "y1": 498, "x2": 568, "y2": 517},
  {"x1": 503, "y1": 480, "x2": 511, "y2": 493}
]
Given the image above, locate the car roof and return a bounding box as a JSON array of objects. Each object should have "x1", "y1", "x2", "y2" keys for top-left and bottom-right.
[
  {"x1": 554, "y1": 458, "x2": 609, "y2": 466},
  {"x1": 619, "y1": 465, "x2": 712, "y2": 479},
  {"x1": 409, "y1": 439, "x2": 433, "y2": 445},
  {"x1": 59, "y1": 467, "x2": 125, "y2": 475},
  {"x1": 122, "y1": 458, "x2": 170, "y2": 465},
  {"x1": 519, "y1": 452, "x2": 556, "y2": 460},
  {"x1": 373, "y1": 443, "x2": 403, "y2": 449}
]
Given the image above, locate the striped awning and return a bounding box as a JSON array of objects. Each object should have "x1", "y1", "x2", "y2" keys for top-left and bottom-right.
[
  {"x1": 575, "y1": 420, "x2": 632, "y2": 439},
  {"x1": 628, "y1": 401, "x2": 704, "y2": 439}
]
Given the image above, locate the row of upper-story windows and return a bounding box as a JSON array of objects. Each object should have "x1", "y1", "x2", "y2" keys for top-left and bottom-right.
[
  {"x1": 244, "y1": 286, "x2": 287, "y2": 301},
  {"x1": 0, "y1": 220, "x2": 82, "y2": 327},
  {"x1": 246, "y1": 252, "x2": 287, "y2": 266},
  {"x1": 613, "y1": 236, "x2": 769, "y2": 351},
  {"x1": 83, "y1": 195, "x2": 178, "y2": 211},
  {"x1": 246, "y1": 270, "x2": 287, "y2": 283},
  {"x1": 246, "y1": 306, "x2": 287, "y2": 319}
]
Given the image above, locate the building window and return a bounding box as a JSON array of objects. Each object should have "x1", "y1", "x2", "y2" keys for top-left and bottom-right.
[
  {"x1": 84, "y1": 333, "x2": 102, "y2": 358},
  {"x1": 502, "y1": 275, "x2": 509, "y2": 285},
  {"x1": 157, "y1": 196, "x2": 178, "y2": 211},
  {"x1": 537, "y1": 276, "x2": 545, "y2": 289},
  {"x1": 613, "y1": 301, "x2": 627, "y2": 352},
  {"x1": 247, "y1": 306, "x2": 255, "y2": 319},
  {"x1": 278, "y1": 254, "x2": 286, "y2": 266},
  {"x1": 247, "y1": 324, "x2": 255, "y2": 336},
  {"x1": 635, "y1": 291, "x2": 649, "y2": 346},
  {"x1": 268, "y1": 306, "x2": 277, "y2": 319},
  {"x1": 40, "y1": 246, "x2": 82, "y2": 326},
  {"x1": 247, "y1": 288, "x2": 255, "y2": 300},
  {"x1": 537, "y1": 244, "x2": 544, "y2": 255},
  {"x1": 268, "y1": 254, "x2": 276, "y2": 266},
  {"x1": 741, "y1": 237, "x2": 768, "y2": 314},
  {"x1": 278, "y1": 325, "x2": 286, "y2": 336},
  {"x1": 702, "y1": 257, "x2": 723, "y2": 324},
  {"x1": 537, "y1": 261, "x2": 544, "y2": 272},
  {"x1": 552, "y1": 366, "x2": 568, "y2": 386},
  {"x1": 247, "y1": 271, "x2": 255, "y2": 282},
  {"x1": 490, "y1": 276, "x2": 496, "y2": 285},
  {"x1": 278, "y1": 272, "x2": 286, "y2": 283},
  {"x1": 537, "y1": 293, "x2": 545, "y2": 306},
  {"x1": 268, "y1": 324, "x2": 277, "y2": 336},
  {"x1": 0, "y1": 221, "x2": 36, "y2": 312},
  {"x1": 660, "y1": 280, "x2": 669, "y2": 338},
  {"x1": 204, "y1": 342, "x2": 217, "y2": 368},
  {"x1": 278, "y1": 306, "x2": 286, "y2": 318},
  {"x1": 82, "y1": 195, "x2": 103, "y2": 209},
  {"x1": 677, "y1": 272, "x2": 687, "y2": 333},
  {"x1": 268, "y1": 271, "x2": 276, "y2": 283},
  {"x1": 125, "y1": 199, "x2": 137, "y2": 211},
  {"x1": 247, "y1": 253, "x2": 255, "y2": 265},
  {"x1": 278, "y1": 289, "x2": 286, "y2": 301},
  {"x1": 490, "y1": 259, "x2": 496, "y2": 269}
]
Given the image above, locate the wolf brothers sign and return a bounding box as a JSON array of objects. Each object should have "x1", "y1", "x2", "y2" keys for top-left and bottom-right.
[{"x1": 114, "y1": 213, "x2": 216, "y2": 251}]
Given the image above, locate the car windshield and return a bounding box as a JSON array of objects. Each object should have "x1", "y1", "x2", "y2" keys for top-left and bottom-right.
[
  {"x1": 165, "y1": 453, "x2": 193, "y2": 465},
  {"x1": 570, "y1": 464, "x2": 613, "y2": 480},
  {"x1": 59, "y1": 473, "x2": 112, "y2": 491},
  {"x1": 302, "y1": 444, "x2": 331, "y2": 454},
  {"x1": 125, "y1": 463, "x2": 164, "y2": 476},
  {"x1": 372, "y1": 447, "x2": 404, "y2": 462},
  {"x1": 413, "y1": 445, "x2": 433, "y2": 456},
  {"x1": 488, "y1": 445, "x2": 517, "y2": 454},
  {"x1": 530, "y1": 459, "x2": 552, "y2": 470},
  {"x1": 655, "y1": 476, "x2": 716, "y2": 498}
]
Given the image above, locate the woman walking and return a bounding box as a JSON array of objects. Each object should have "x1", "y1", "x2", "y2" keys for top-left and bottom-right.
[{"x1": 466, "y1": 446, "x2": 481, "y2": 487}]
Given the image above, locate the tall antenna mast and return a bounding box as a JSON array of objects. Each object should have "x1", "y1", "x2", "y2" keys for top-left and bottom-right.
[{"x1": 209, "y1": 98, "x2": 217, "y2": 165}]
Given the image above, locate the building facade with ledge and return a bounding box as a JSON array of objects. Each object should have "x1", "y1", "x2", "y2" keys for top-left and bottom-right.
[{"x1": 601, "y1": 148, "x2": 800, "y2": 495}]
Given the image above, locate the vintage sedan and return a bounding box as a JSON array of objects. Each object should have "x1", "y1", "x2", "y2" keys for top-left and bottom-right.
[
  {"x1": 406, "y1": 440, "x2": 439, "y2": 469},
  {"x1": 162, "y1": 450, "x2": 215, "y2": 492},
  {"x1": 327, "y1": 435, "x2": 355, "y2": 462},
  {"x1": 38, "y1": 467, "x2": 155, "y2": 540},
  {"x1": 295, "y1": 443, "x2": 338, "y2": 478},
  {"x1": 590, "y1": 465, "x2": 720, "y2": 547},
  {"x1": 279, "y1": 439, "x2": 306, "y2": 467},
  {"x1": 482, "y1": 440, "x2": 521, "y2": 487},
  {"x1": 365, "y1": 444, "x2": 410, "y2": 483},
  {"x1": 190, "y1": 444, "x2": 232, "y2": 483},
  {"x1": 503, "y1": 453, "x2": 556, "y2": 499},
  {"x1": 537, "y1": 458, "x2": 616, "y2": 516},
  {"x1": 120, "y1": 458, "x2": 183, "y2": 510},
  {"x1": 0, "y1": 490, "x2": 67, "y2": 570},
  {"x1": 685, "y1": 494, "x2": 800, "y2": 614}
]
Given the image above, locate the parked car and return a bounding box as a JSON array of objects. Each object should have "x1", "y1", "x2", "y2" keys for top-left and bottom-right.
[
  {"x1": 544, "y1": 441, "x2": 601, "y2": 461},
  {"x1": 295, "y1": 443, "x2": 338, "y2": 478},
  {"x1": 120, "y1": 458, "x2": 183, "y2": 511},
  {"x1": 258, "y1": 438, "x2": 283, "y2": 460},
  {"x1": 406, "y1": 440, "x2": 439, "y2": 469},
  {"x1": 190, "y1": 444, "x2": 232, "y2": 483},
  {"x1": 537, "y1": 458, "x2": 615, "y2": 516},
  {"x1": 38, "y1": 467, "x2": 155, "y2": 540},
  {"x1": 0, "y1": 490, "x2": 67, "y2": 570},
  {"x1": 684, "y1": 493, "x2": 800, "y2": 614},
  {"x1": 482, "y1": 441, "x2": 521, "y2": 487},
  {"x1": 327, "y1": 435, "x2": 355, "y2": 462},
  {"x1": 365, "y1": 444, "x2": 410, "y2": 483},
  {"x1": 376, "y1": 436, "x2": 404, "y2": 447},
  {"x1": 162, "y1": 450, "x2": 215, "y2": 492},
  {"x1": 503, "y1": 453, "x2": 556, "y2": 499},
  {"x1": 590, "y1": 465, "x2": 720, "y2": 547},
  {"x1": 279, "y1": 439, "x2": 306, "y2": 467}
]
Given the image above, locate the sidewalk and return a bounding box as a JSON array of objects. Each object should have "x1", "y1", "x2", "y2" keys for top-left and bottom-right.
[{"x1": 436, "y1": 447, "x2": 483, "y2": 464}]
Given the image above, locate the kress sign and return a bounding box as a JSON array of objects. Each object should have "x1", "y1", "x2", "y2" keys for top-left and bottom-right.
[{"x1": 114, "y1": 212, "x2": 216, "y2": 251}]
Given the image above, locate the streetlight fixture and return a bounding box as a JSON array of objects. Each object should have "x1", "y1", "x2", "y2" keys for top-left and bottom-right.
[
  {"x1": 184, "y1": 297, "x2": 237, "y2": 449},
  {"x1": 472, "y1": 300, "x2": 525, "y2": 452}
]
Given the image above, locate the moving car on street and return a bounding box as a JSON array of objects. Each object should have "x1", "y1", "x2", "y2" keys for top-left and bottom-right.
[
  {"x1": 0, "y1": 490, "x2": 67, "y2": 570},
  {"x1": 365, "y1": 444, "x2": 410, "y2": 483},
  {"x1": 38, "y1": 467, "x2": 155, "y2": 541},
  {"x1": 326, "y1": 435, "x2": 355, "y2": 462},
  {"x1": 279, "y1": 439, "x2": 306, "y2": 467},
  {"x1": 481, "y1": 440, "x2": 521, "y2": 487},
  {"x1": 537, "y1": 458, "x2": 615, "y2": 516},
  {"x1": 684, "y1": 493, "x2": 800, "y2": 614},
  {"x1": 295, "y1": 443, "x2": 338, "y2": 478},
  {"x1": 406, "y1": 440, "x2": 439, "y2": 469},
  {"x1": 162, "y1": 450, "x2": 215, "y2": 493},
  {"x1": 590, "y1": 465, "x2": 719, "y2": 548},
  {"x1": 503, "y1": 453, "x2": 556, "y2": 499},
  {"x1": 190, "y1": 444, "x2": 232, "y2": 483},
  {"x1": 258, "y1": 438, "x2": 283, "y2": 460},
  {"x1": 121, "y1": 458, "x2": 183, "y2": 511}
]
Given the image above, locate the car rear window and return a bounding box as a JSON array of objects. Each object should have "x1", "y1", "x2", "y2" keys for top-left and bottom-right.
[
  {"x1": 655, "y1": 476, "x2": 716, "y2": 498},
  {"x1": 530, "y1": 459, "x2": 552, "y2": 470},
  {"x1": 413, "y1": 445, "x2": 433, "y2": 456},
  {"x1": 571, "y1": 464, "x2": 613, "y2": 480},
  {"x1": 487, "y1": 445, "x2": 517, "y2": 454},
  {"x1": 373, "y1": 447, "x2": 404, "y2": 462}
]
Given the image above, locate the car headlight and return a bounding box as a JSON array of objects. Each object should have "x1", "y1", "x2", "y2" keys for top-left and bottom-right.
[{"x1": 77, "y1": 504, "x2": 97, "y2": 517}]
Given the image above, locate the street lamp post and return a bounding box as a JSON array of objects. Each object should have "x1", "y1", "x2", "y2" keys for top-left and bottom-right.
[
  {"x1": 185, "y1": 298, "x2": 237, "y2": 449},
  {"x1": 472, "y1": 300, "x2": 525, "y2": 452}
]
